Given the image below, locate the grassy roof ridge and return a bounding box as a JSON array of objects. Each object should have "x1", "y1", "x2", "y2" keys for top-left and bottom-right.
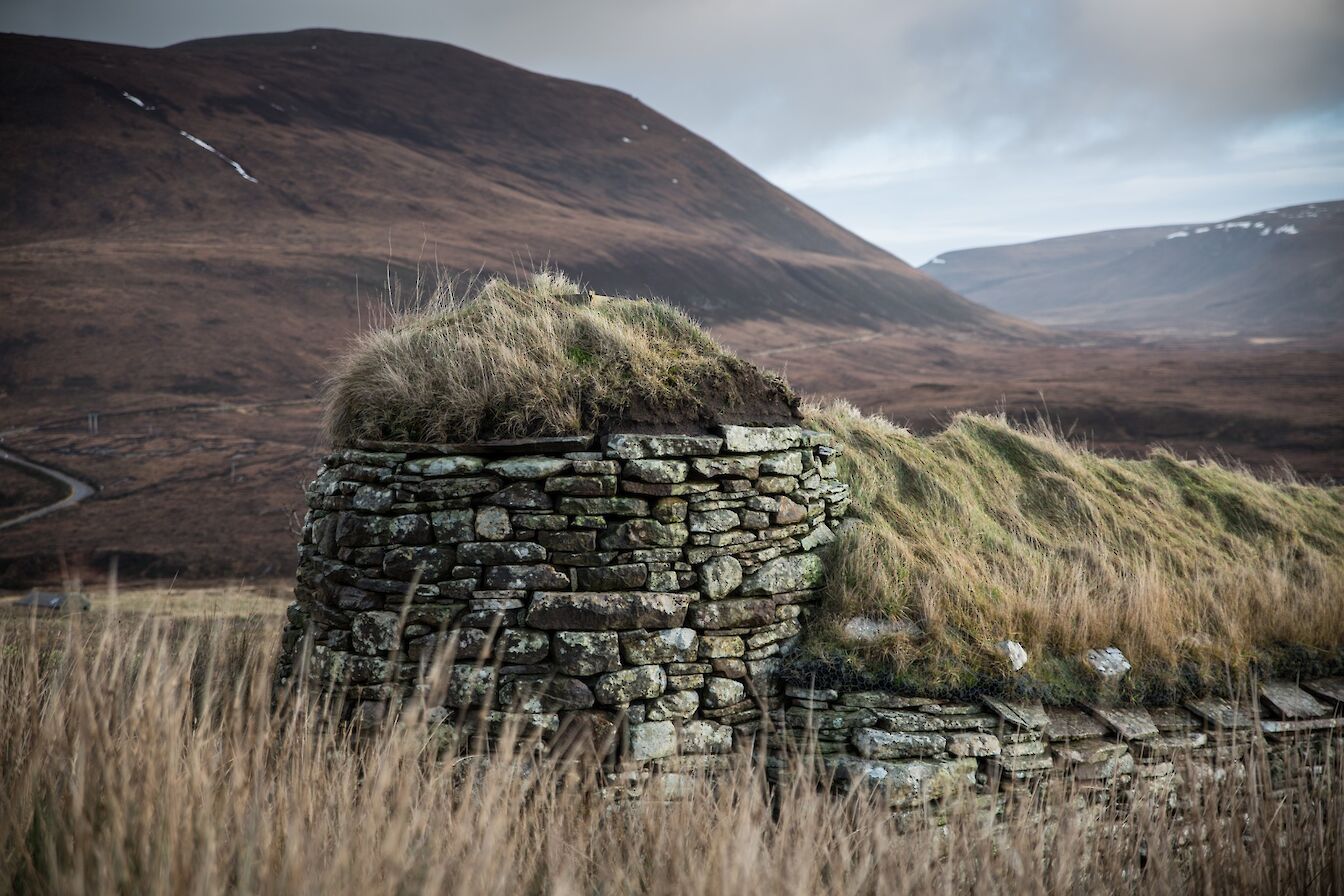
[
  {"x1": 323, "y1": 271, "x2": 797, "y2": 446},
  {"x1": 804, "y1": 400, "x2": 1344, "y2": 702}
]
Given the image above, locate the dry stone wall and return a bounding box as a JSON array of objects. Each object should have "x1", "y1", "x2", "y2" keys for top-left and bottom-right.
[
  {"x1": 277, "y1": 424, "x2": 850, "y2": 763},
  {"x1": 774, "y1": 681, "x2": 1344, "y2": 811}
]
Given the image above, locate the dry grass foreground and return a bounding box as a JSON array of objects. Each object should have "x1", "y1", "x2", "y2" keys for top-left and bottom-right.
[
  {"x1": 323, "y1": 271, "x2": 796, "y2": 445},
  {"x1": 804, "y1": 401, "x2": 1344, "y2": 702},
  {"x1": 2, "y1": 604, "x2": 1341, "y2": 895}
]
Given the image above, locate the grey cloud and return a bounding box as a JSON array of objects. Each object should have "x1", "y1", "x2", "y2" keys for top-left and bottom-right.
[{"x1": 3, "y1": 0, "x2": 1341, "y2": 259}]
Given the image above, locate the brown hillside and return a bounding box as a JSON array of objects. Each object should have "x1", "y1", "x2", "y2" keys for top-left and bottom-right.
[{"x1": 1, "y1": 28, "x2": 1023, "y2": 417}]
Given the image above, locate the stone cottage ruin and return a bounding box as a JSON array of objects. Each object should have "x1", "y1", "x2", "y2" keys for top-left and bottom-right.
[
  {"x1": 278, "y1": 422, "x2": 848, "y2": 764},
  {"x1": 277, "y1": 284, "x2": 1342, "y2": 806}
]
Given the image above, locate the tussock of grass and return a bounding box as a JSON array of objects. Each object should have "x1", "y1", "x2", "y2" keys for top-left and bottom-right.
[
  {"x1": 803, "y1": 401, "x2": 1344, "y2": 702},
  {"x1": 324, "y1": 271, "x2": 795, "y2": 445}
]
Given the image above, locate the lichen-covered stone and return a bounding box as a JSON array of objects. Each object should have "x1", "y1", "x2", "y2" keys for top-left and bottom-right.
[
  {"x1": 690, "y1": 456, "x2": 760, "y2": 479},
  {"x1": 620, "y1": 628, "x2": 699, "y2": 665},
  {"x1": 703, "y1": 677, "x2": 746, "y2": 709},
  {"x1": 687, "y1": 598, "x2": 776, "y2": 630},
  {"x1": 544, "y1": 475, "x2": 617, "y2": 497},
  {"x1": 337, "y1": 513, "x2": 431, "y2": 547},
  {"x1": 625, "y1": 459, "x2": 689, "y2": 483},
  {"x1": 382, "y1": 545, "x2": 455, "y2": 580},
  {"x1": 605, "y1": 434, "x2": 723, "y2": 459},
  {"x1": 679, "y1": 720, "x2": 733, "y2": 754},
  {"x1": 759, "y1": 451, "x2": 804, "y2": 476},
  {"x1": 483, "y1": 564, "x2": 570, "y2": 591},
  {"x1": 576, "y1": 563, "x2": 649, "y2": 590},
  {"x1": 718, "y1": 425, "x2": 803, "y2": 453},
  {"x1": 485, "y1": 456, "x2": 572, "y2": 479},
  {"x1": 628, "y1": 721, "x2": 678, "y2": 760},
  {"x1": 408, "y1": 627, "x2": 490, "y2": 661},
  {"x1": 1085, "y1": 647, "x2": 1132, "y2": 680},
  {"x1": 851, "y1": 729, "x2": 947, "y2": 760},
  {"x1": 594, "y1": 665, "x2": 667, "y2": 704},
  {"x1": 739, "y1": 552, "x2": 824, "y2": 595},
  {"x1": 799, "y1": 523, "x2": 835, "y2": 551},
  {"x1": 351, "y1": 611, "x2": 401, "y2": 654},
  {"x1": 599, "y1": 519, "x2": 688, "y2": 549},
  {"x1": 646, "y1": 570, "x2": 680, "y2": 591},
  {"x1": 647, "y1": 689, "x2": 700, "y2": 721},
  {"x1": 500, "y1": 629, "x2": 550, "y2": 664},
  {"x1": 499, "y1": 676, "x2": 595, "y2": 712},
  {"x1": 474, "y1": 505, "x2": 512, "y2": 540},
  {"x1": 351, "y1": 485, "x2": 396, "y2": 513},
  {"x1": 430, "y1": 508, "x2": 475, "y2": 543},
  {"x1": 699, "y1": 635, "x2": 745, "y2": 658},
  {"x1": 485, "y1": 482, "x2": 552, "y2": 509},
  {"x1": 527, "y1": 592, "x2": 691, "y2": 631},
  {"x1": 773, "y1": 495, "x2": 807, "y2": 525},
  {"x1": 947, "y1": 734, "x2": 1002, "y2": 758},
  {"x1": 402, "y1": 456, "x2": 484, "y2": 477},
  {"x1": 652, "y1": 497, "x2": 688, "y2": 523},
  {"x1": 442, "y1": 666, "x2": 497, "y2": 707},
  {"x1": 553, "y1": 631, "x2": 622, "y2": 676},
  {"x1": 688, "y1": 509, "x2": 740, "y2": 533},
  {"x1": 557, "y1": 496, "x2": 649, "y2": 516},
  {"x1": 457, "y1": 542, "x2": 545, "y2": 565},
  {"x1": 697, "y1": 555, "x2": 743, "y2": 599}
]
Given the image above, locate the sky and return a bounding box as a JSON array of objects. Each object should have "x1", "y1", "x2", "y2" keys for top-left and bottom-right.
[{"x1": 4, "y1": 0, "x2": 1343, "y2": 264}]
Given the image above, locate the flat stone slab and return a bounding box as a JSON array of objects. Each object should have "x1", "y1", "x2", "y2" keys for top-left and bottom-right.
[
  {"x1": 716, "y1": 425, "x2": 804, "y2": 453},
  {"x1": 1148, "y1": 706, "x2": 1201, "y2": 732},
  {"x1": 1088, "y1": 706, "x2": 1159, "y2": 741},
  {"x1": 1043, "y1": 707, "x2": 1109, "y2": 741},
  {"x1": 1261, "y1": 717, "x2": 1343, "y2": 735},
  {"x1": 1134, "y1": 732, "x2": 1207, "y2": 757},
  {"x1": 988, "y1": 753, "x2": 1054, "y2": 779},
  {"x1": 1053, "y1": 738, "x2": 1129, "y2": 765},
  {"x1": 526, "y1": 592, "x2": 691, "y2": 631},
  {"x1": 981, "y1": 697, "x2": 1049, "y2": 731},
  {"x1": 1185, "y1": 697, "x2": 1255, "y2": 729},
  {"x1": 1303, "y1": 677, "x2": 1344, "y2": 707},
  {"x1": 1259, "y1": 681, "x2": 1329, "y2": 720},
  {"x1": 354, "y1": 435, "x2": 595, "y2": 456},
  {"x1": 604, "y1": 433, "x2": 723, "y2": 459}
]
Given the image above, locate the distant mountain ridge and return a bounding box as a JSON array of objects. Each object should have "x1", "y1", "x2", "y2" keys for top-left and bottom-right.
[{"x1": 921, "y1": 201, "x2": 1343, "y2": 335}]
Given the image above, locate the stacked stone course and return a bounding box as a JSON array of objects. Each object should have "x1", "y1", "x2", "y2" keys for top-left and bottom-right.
[
  {"x1": 278, "y1": 424, "x2": 849, "y2": 763},
  {"x1": 774, "y1": 680, "x2": 1344, "y2": 811}
]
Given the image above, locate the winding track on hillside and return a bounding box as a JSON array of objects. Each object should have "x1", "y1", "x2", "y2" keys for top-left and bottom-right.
[{"x1": 0, "y1": 447, "x2": 97, "y2": 531}]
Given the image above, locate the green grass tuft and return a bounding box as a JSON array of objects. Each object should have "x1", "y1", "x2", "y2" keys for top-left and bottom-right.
[
  {"x1": 800, "y1": 400, "x2": 1344, "y2": 702},
  {"x1": 323, "y1": 271, "x2": 796, "y2": 445}
]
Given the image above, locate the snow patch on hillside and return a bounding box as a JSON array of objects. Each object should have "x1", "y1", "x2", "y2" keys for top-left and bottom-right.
[{"x1": 179, "y1": 131, "x2": 258, "y2": 183}]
